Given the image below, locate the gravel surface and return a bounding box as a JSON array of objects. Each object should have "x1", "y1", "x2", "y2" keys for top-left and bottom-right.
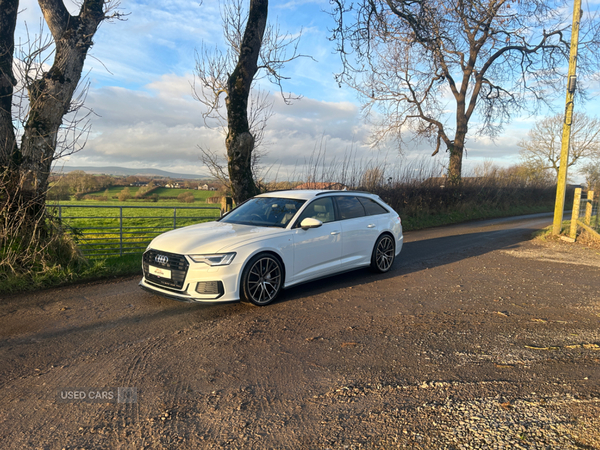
[{"x1": 0, "y1": 214, "x2": 599, "y2": 449}]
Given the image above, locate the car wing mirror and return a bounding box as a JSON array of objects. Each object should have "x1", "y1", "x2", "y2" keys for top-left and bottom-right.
[{"x1": 300, "y1": 217, "x2": 323, "y2": 230}]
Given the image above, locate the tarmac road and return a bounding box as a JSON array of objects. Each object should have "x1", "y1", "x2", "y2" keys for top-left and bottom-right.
[{"x1": 1, "y1": 212, "x2": 599, "y2": 449}]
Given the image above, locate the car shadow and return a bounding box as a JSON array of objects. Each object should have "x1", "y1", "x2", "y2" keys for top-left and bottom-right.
[{"x1": 276, "y1": 225, "x2": 540, "y2": 304}]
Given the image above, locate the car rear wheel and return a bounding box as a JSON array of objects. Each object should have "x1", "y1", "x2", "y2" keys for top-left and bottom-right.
[
  {"x1": 371, "y1": 234, "x2": 395, "y2": 273},
  {"x1": 241, "y1": 253, "x2": 283, "y2": 306}
]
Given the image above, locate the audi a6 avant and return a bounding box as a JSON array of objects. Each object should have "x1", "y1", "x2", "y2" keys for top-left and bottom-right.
[{"x1": 139, "y1": 190, "x2": 403, "y2": 306}]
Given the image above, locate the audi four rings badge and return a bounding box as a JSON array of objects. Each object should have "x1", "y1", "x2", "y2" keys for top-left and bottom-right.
[{"x1": 155, "y1": 255, "x2": 169, "y2": 265}]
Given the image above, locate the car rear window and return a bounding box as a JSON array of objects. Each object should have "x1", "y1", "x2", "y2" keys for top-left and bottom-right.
[
  {"x1": 357, "y1": 197, "x2": 389, "y2": 215},
  {"x1": 334, "y1": 196, "x2": 366, "y2": 220}
]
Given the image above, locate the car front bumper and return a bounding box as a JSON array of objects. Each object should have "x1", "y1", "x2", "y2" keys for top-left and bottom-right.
[{"x1": 140, "y1": 253, "x2": 244, "y2": 303}]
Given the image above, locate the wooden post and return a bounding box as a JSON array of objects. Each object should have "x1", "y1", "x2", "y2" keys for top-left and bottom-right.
[
  {"x1": 552, "y1": 0, "x2": 582, "y2": 235},
  {"x1": 595, "y1": 194, "x2": 599, "y2": 230},
  {"x1": 221, "y1": 196, "x2": 233, "y2": 216},
  {"x1": 570, "y1": 188, "x2": 582, "y2": 239},
  {"x1": 585, "y1": 190, "x2": 594, "y2": 226}
]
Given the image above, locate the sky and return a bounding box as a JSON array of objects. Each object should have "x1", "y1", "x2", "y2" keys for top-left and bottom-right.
[{"x1": 13, "y1": 0, "x2": 600, "y2": 180}]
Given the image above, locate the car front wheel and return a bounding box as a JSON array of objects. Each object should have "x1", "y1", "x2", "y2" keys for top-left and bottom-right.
[
  {"x1": 241, "y1": 253, "x2": 283, "y2": 306},
  {"x1": 371, "y1": 234, "x2": 395, "y2": 273}
]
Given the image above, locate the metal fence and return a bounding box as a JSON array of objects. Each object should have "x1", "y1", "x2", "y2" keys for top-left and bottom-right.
[
  {"x1": 48, "y1": 204, "x2": 221, "y2": 258},
  {"x1": 569, "y1": 189, "x2": 599, "y2": 240}
]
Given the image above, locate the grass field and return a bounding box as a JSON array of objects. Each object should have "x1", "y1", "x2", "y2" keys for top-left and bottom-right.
[
  {"x1": 47, "y1": 199, "x2": 221, "y2": 257},
  {"x1": 87, "y1": 186, "x2": 142, "y2": 196},
  {"x1": 150, "y1": 188, "x2": 216, "y2": 200},
  {"x1": 84, "y1": 186, "x2": 217, "y2": 201}
]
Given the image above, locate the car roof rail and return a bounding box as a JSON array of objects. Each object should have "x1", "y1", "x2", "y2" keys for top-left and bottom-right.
[{"x1": 315, "y1": 190, "x2": 373, "y2": 196}]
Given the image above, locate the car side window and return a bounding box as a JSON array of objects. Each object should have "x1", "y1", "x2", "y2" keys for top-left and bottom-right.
[
  {"x1": 295, "y1": 197, "x2": 336, "y2": 226},
  {"x1": 334, "y1": 196, "x2": 366, "y2": 220},
  {"x1": 357, "y1": 197, "x2": 389, "y2": 215}
]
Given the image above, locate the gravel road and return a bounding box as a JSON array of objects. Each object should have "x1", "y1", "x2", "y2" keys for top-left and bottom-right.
[{"x1": 1, "y1": 213, "x2": 599, "y2": 449}]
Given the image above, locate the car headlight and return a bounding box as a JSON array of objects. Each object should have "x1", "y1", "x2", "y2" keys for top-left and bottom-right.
[{"x1": 187, "y1": 253, "x2": 236, "y2": 266}]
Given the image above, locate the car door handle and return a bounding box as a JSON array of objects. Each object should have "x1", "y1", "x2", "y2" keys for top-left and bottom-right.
[
  {"x1": 331, "y1": 231, "x2": 340, "y2": 235},
  {"x1": 367, "y1": 224, "x2": 376, "y2": 228}
]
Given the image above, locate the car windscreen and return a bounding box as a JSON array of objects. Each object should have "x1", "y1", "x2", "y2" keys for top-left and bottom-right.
[{"x1": 219, "y1": 197, "x2": 306, "y2": 228}]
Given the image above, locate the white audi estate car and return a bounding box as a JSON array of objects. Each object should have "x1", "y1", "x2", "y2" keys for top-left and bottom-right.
[{"x1": 139, "y1": 190, "x2": 403, "y2": 306}]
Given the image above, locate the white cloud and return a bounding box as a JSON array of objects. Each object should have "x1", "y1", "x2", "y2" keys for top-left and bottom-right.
[{"x1": 65, "y1": 74, "x2": 380, "y2": 178}]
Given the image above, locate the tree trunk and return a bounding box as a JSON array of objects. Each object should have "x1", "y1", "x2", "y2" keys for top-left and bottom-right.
[
  {"x1": 0, "y1": 0, "x2": 18, "y2": 169},
  {"x1": 225, "y1": 0, "x2": 267, "y2": 204},
  {"x1": 448, "y1": 142, "x2": 464, "y2": 184},
  {"x1": 447, "y1": 112, "x2": 468, "y2": 184},
  {"x1": 1, "y1": 0, "x2": 105, "y2": 246},
  {"x1": 21, "y1": 0, "x2": 105, "y2": 199},
  {"x1": 0, "y1": 1, "x2": 31, "y2": 245}
]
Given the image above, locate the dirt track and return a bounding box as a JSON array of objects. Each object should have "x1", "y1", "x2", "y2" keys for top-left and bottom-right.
[{"x1": 1, "y1": 213, "x2": 599, "y2": 449}]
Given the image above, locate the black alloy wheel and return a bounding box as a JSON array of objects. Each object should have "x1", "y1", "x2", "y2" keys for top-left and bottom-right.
[
  {"x1": 371, "y1": 234, "x2": 395, "y2": 273},
  {"x1": 241, "y1": 254, "x2": 283, "y2": 306}
]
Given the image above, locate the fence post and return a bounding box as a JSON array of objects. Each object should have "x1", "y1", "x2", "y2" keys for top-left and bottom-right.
[
  {"x1": 585, "y1": 190, "x2": 594, "y2": 226},
  {"x1": 119, "y1": 207, "x2": 123, "y2": 256},
  {"x1": 595, "y1": 195, "x2": 599, "y2": 230},
  {"x1": 221, "y1": 196, "x2": 233, "y2": 216},
  {"x1": 570, "y1": 188, "x2": 582, "y2": 240},
  {"x1": 173, "y1": 208, "x2": 177, "y2": 229}
]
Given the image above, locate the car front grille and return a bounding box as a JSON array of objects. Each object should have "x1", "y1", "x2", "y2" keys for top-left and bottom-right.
[{"x1": 143, "y1": 250, "x2": 189, "y2": 290}]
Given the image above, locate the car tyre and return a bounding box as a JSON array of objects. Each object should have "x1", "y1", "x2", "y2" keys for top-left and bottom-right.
[
  {"x1": 371, "y1": 234, "x2": 395, "y2": 273},
  {"x1": 241, "y1": 253, "x2": 283, "y2": 306}
]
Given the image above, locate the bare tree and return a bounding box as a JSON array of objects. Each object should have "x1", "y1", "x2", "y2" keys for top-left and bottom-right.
[
  {"x1": 1, "y1": 0, "x2": 120, "y2": 273},
  {"x1": 579, "y1": 161, "x2": 600, "y2": 192},
  {"x1": 0, "y1": 0, "x2": 19, "y2": 167},
  {"x1": 194, "y1": 0, "x2": 305, "y2": 203},
  {"x1": 519, "y1": 113, "x2": 600, "y2": 175},
  {"x1": 330, "y1": 0, "x2": 600, "y2": 183}
]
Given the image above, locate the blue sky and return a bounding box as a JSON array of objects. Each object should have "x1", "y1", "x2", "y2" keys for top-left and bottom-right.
[{"x1": 15, "y1": 0, "x2": 600, "y2": 179}]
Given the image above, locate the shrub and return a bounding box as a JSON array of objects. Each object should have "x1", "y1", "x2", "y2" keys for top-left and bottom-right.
[
  {"x1": 82, "y1": 194, "x2": 107, "y2": 201},
  {"x1": 1, "y1": 171, "x2": 86, "y2": 280},
  {"x1": 177, "y1": 192, "x2": 195, "y2": 203},
  {"x1": 47, "y1": 185, "x2": 71, "y2": 201},
  {"x1": 118, "y1": 187, "x2": 132, "y2": 202}
]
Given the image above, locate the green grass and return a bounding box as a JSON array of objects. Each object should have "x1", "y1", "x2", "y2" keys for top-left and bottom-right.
[
  {"x1": 401, "y1": 202, "x2": 556, "y2": 231},
  {"x1": 85, "y1": 186, "x2": 217, "y2": 201},
  {"x1": 47, "y1": 199, "x2": 221, "y2": 257},
  {"x1": 533, "y1": 222, "x2": 570, "y2": 240},
  {"x1": 0, "y1": 254, "x2": 142, "y2": 296},
  {"x1": 86, "y1": 186, "x2": 142, "y2": 196},
  {"x1": 150, "y1": 188, "x2": 216, "y2": 200}
]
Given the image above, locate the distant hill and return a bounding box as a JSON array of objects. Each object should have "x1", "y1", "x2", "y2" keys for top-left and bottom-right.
[{"x1": 53, "y1": 165, "x2": 210, "y2": 180}]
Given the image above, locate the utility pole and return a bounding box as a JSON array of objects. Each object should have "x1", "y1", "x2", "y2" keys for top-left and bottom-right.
[{"x1": 553, "y1": 0, "x2": 582, "y2": 235}]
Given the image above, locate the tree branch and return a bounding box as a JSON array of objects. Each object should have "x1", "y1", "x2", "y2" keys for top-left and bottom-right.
[{"x1": 37, "y1": 0, "x2": 71, "y2": 38}]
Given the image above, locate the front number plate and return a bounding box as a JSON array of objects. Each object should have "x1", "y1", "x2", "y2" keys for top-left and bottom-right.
[{"x1": 149, "y1": 265, "x2": 172, "y2": 279}]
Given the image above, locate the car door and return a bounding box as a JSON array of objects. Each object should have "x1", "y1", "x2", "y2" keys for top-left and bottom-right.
[
  {"x1": 290, "y1": 197, "x2": 342, "y2": 284},
  {"x1": 334, "y1": 196, "x2": 380, "y2": 268}
]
